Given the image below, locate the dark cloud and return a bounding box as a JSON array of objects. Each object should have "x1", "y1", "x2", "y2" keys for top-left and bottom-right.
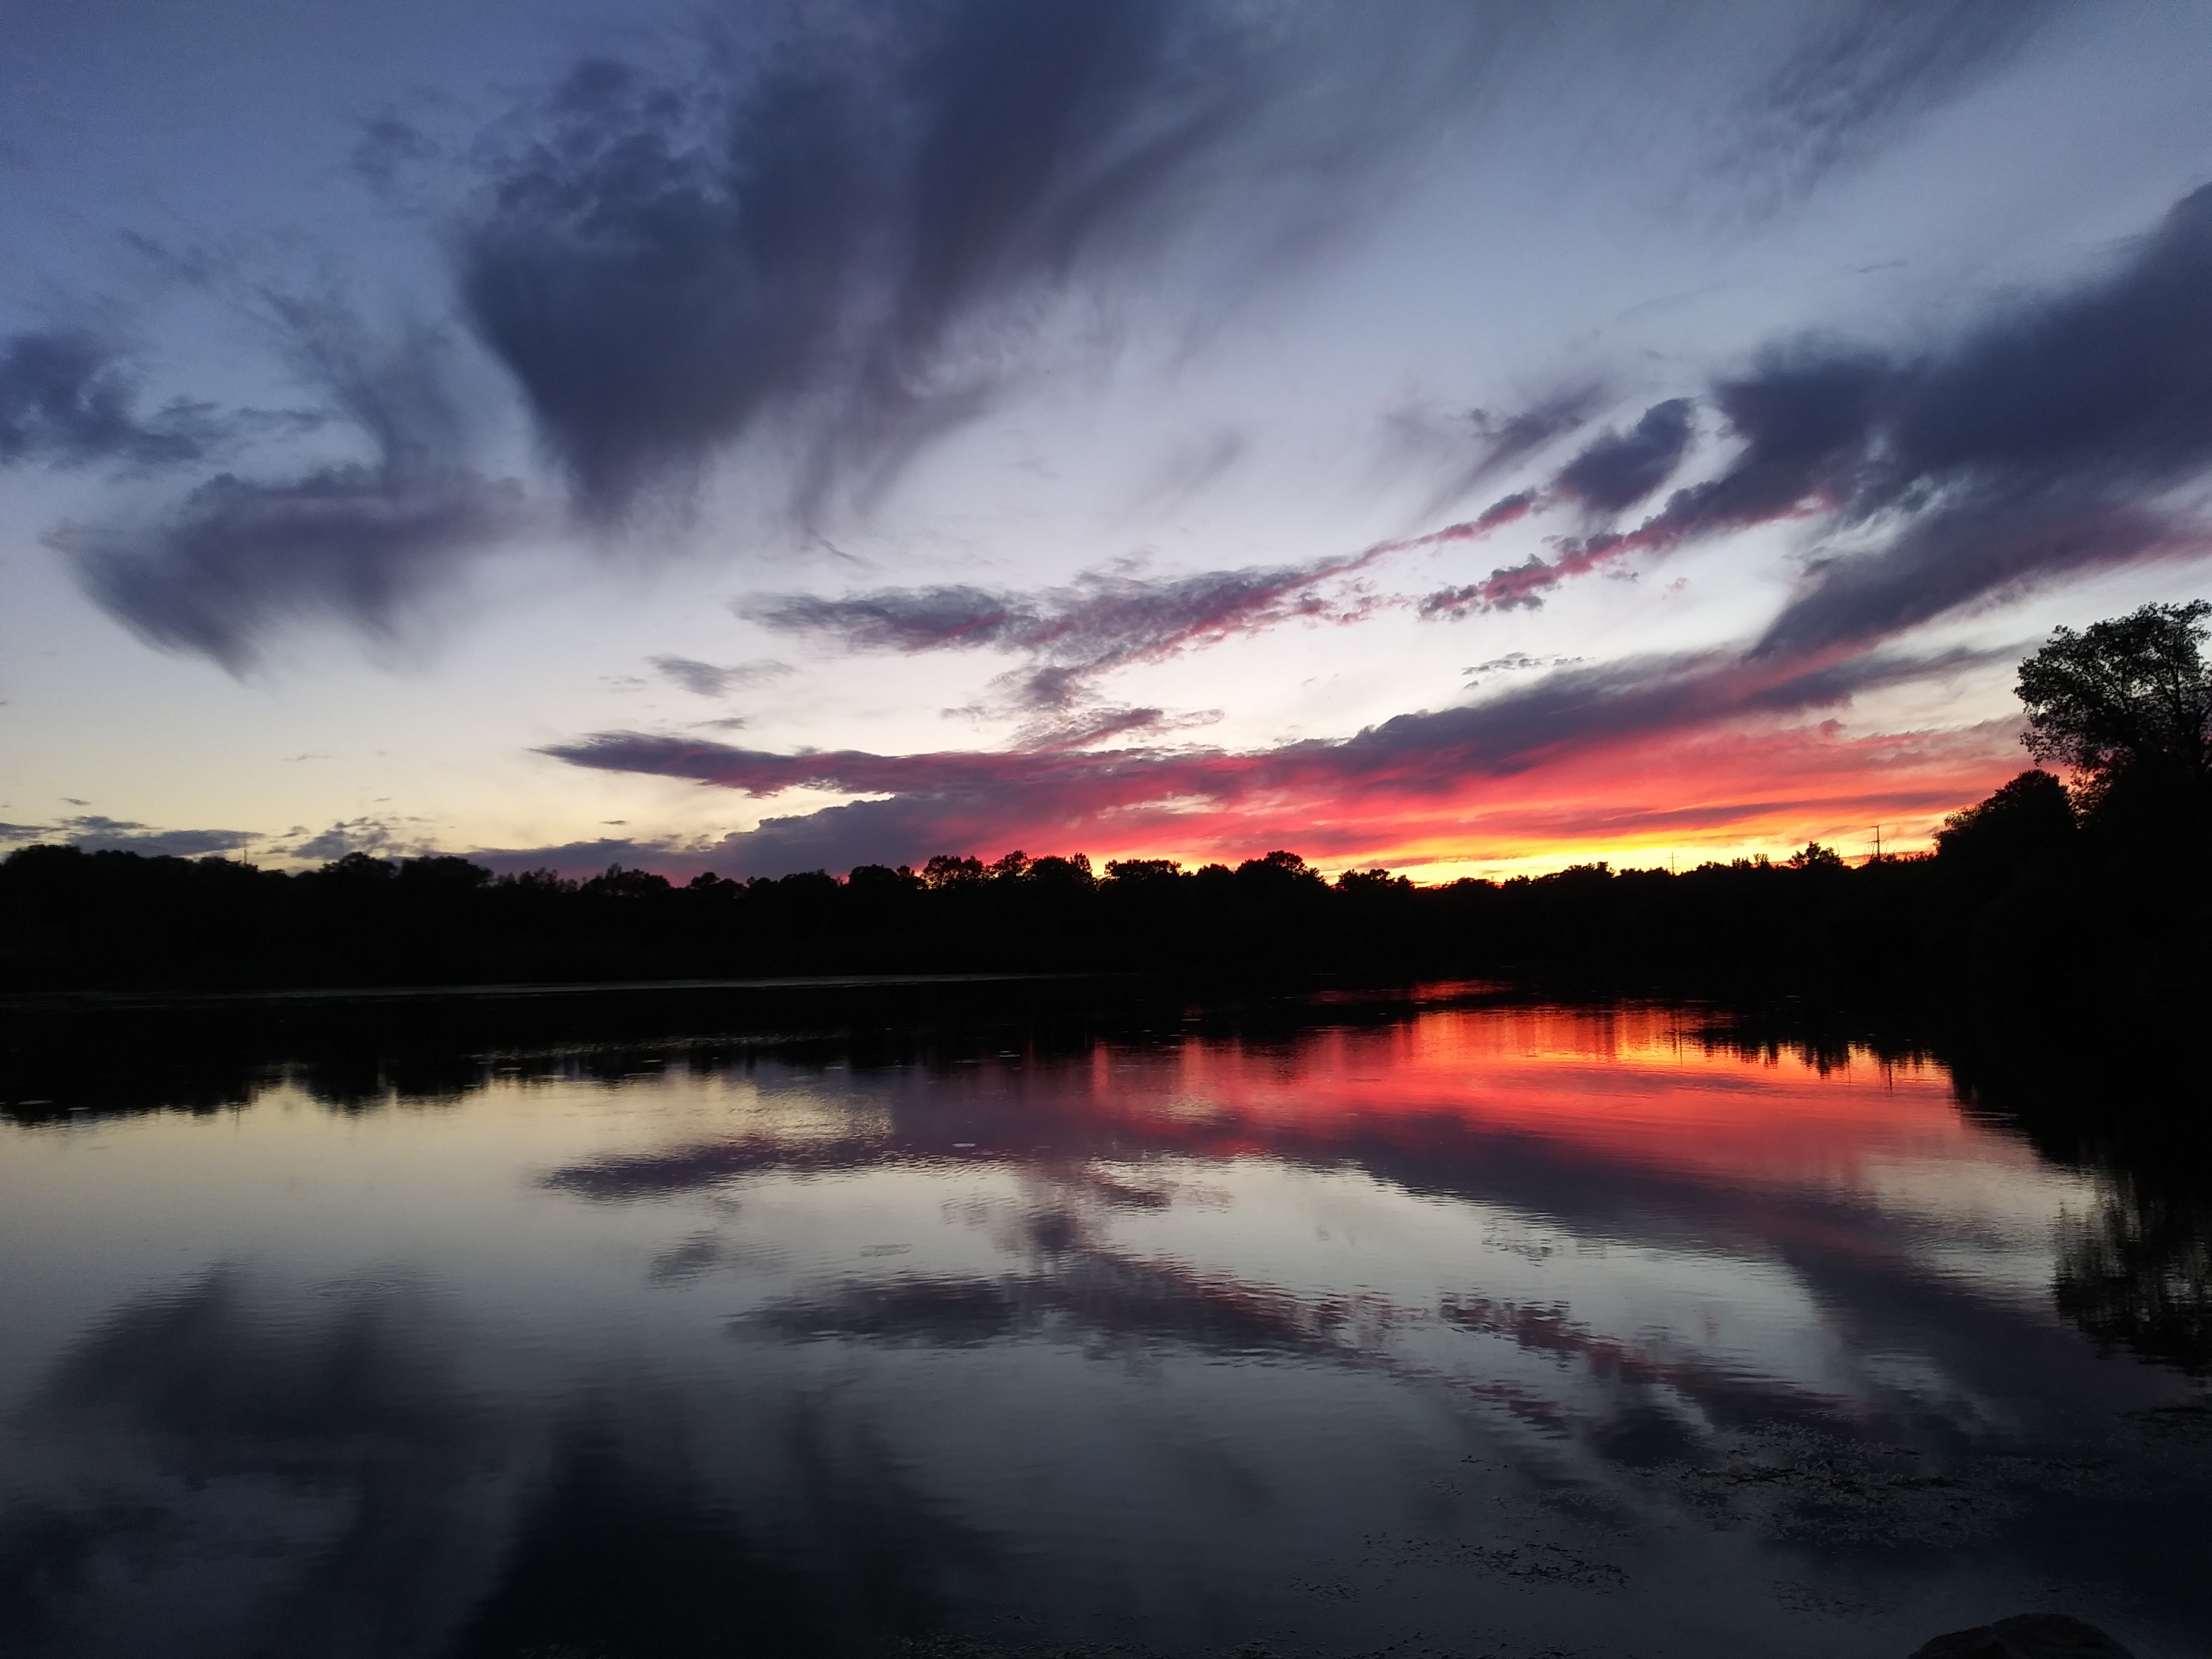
[
  {"x1": 1551, "y1": 398, "x2": 1694, "y2": 513},
  {"x1": 1423, "y1": 184, "x2": 2212, "y2": 632},
  {"x1": 458, "y1": 3, "x2": 1515, "y2": 519},
  {"x1": 0, "y1": 328, "x2": 224, "y2": 470},
  {"x1": 0, "y1": 815, "x2": 257, "y2": 857},
  {"x1": 1755, "y1": 182, "x2": 2212, "y2": 654},
  {"x1": 460, "y1": 54, "x2": 870, "y2": 517},
  {"x1": 748, "y1": 584, "x2": 1030, "y2": 654},
  {"x1": 65, "y1": 464, "x2": 519, "y2": 671},
  {"x1": 745, "y1": 549, "x2": 1385, "y2": 710},
  {"x1": 60, "y1": 309, "x2": 530, "y2": 670},
  {"x1": 1473, "y1": 489, "x2": 1540, "y2": 530},
  {"x1": 458, "y1": 4, "x2": 1267, "y2": 516},
  {"x1": 703, "y1": 795, "x2": 998, "y2": 879}
]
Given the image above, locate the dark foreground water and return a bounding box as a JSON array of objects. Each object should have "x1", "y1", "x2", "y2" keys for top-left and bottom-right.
[{"x1": 1, "y1": 983, "x2": 2206, "y2": 1659}]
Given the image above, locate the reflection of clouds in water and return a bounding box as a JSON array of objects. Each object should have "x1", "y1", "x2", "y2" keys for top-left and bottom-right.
[
  {"x1": 6, "y1": 997, "x2": 2209, "y2": 1654},
  {"x1": 741, "y1": 1249, "x2": 1362, "y2": 1361},
  {"x1": 540, "y1": 1090, "x2": 2109, "y2": 1457},
  {"x1": 552, "y1": 1101, "x2": 2168, "y2": 1597},
  {"x1": 2, "y1": 1270, "x2": 515, "y2": 1658},
  {"x1": 0, "y1": 1270, "x2": 999, "y2": 1659}
]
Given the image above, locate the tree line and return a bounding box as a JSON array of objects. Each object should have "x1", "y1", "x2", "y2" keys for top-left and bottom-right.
[{"x1": 3, "y1": 602, "x2": 2206, "y2": 1027}]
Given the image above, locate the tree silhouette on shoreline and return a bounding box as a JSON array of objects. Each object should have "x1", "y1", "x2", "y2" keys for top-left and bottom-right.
[{"x1": 3, "y1": 601, "x2": 2206, "y2": 1005}]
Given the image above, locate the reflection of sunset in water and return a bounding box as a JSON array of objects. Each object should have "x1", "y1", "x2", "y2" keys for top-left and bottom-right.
[{"x1": 1078, "y1": 1002, "x2": 2021, "y2": 1203}]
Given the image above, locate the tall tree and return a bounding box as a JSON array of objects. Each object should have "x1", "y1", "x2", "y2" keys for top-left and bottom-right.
[{"x1": 2016, "y1": 600, "x2": 2212, "y2": 798}]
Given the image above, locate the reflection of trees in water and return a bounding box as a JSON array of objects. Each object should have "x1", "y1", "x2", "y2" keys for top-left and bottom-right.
[
  {"x1": 2058, "y1": 1175, "x2": 2212, "y2": 1375},
  {"x1": 1693, "y1": 998, "x2": 2212, "y2": 1379},
  {"x1": 1948, "y1": 1031, "x2": 2212, "y2": 1377}
]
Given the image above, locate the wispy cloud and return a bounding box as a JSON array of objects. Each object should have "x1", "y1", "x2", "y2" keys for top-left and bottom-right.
[
  {"x1": 1717, "y1": 0, "x2": 2058, "y2": 209},
  {"x1": 649, "y1": 656, "x2": 792, "y2": 698},
  {"x1": 28, "y1": 5, "x2": 2080, "y2": 673},
  {"x1": 60, "y1": 304, "x2": 533, "y2": 671},
  {"x1": 744, "y1": 548, "x2": 1388, "y2": 710},
  {"x1": 0, "y1": 329, "x2": 228, "y2": 470},
  {"x1": 541, "y1": 638, "x2": 2015, "y2": 874}
]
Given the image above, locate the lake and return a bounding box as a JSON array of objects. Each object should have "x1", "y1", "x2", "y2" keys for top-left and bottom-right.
[{"x1": 1, "y1": 981, "x2": 2205, "y2": 1658}]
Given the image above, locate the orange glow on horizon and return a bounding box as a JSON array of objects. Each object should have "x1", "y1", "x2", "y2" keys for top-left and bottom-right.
[{"x1": 876, "y1": 716, "x2": 2023, "y2": 883}]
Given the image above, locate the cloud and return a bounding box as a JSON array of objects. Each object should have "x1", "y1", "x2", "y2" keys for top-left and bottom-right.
[
  {"x1": 540, "y1": 638, "x2": 2017, "y2": 874},
  {"x1": 1464, "y1": 652, "x2": 1586, "y2": 679},
  {"x1": 547, "y1": 643, "x2": 2004, "y2": 802},
  {"x1": 1006, "y1": 702, "x2": 1219, "y2": 751},
  {"x1": 263, "y1": 815, "x2": 442, "y2": 864},
  {"x1": 744, "y1": 548, "x2": 1387, "y2": 710},
  {"x1": 1419, "y1": 183, "x2": 2212, "y2": 628},
  {"x1": 0, "y1": 328, "x2": 225, "y2": 470},
  {"x1": 457, "y1": 3, "x2": 1518, "y2": 520},
  {"x1": 1754, "y1": 182, "x2": 2212, "y2": 654},
  {"x1": 455, "y1": 6, "x2": 1269, "y2": 517},
  {"x1": 649, "y1": 656, "x2": 792, "y2": 697},
  {"x1": 463, "y1": 834, "x2": 719, "y2": 879},
  {"x1": 1551, "y1": 398, "x2": 1695, "y2": 513},
  {"x1": 1401, "y1": 387, "x2": 1603, "y2": 517},
  {"x1": 1720, "y1": 0, "x2": 2057, "y2": 207},
  {"x1": 59, "y1": 306, "x2": 532, "y2": 670},
  {"x1": 30, "y1": 7, "x2": 2078, "y2": 675},
  {"x1": 0, "y1": 815, "x2": 258, "y2": 857}
]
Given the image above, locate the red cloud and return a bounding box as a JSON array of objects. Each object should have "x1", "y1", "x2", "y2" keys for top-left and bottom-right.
[{"x1": 543, "y1": 643, "x2": 2021, "y2": 876}]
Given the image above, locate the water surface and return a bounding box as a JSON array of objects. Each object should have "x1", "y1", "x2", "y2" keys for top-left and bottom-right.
[{"x1": 2, "y1": 986, "x2": 2205, "y2": 1657}]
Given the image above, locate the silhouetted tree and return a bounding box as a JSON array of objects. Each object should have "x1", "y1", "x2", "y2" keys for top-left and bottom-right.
[
  {"x1": 1936, "y1": 770, "x2": 2077, "y2": 867},
  {"x1": 2017, "y1": 599, "x2": 2212, "y2": 805}
]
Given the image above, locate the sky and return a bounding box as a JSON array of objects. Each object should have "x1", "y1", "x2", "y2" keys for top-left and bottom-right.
[{"x1": 4, "y1": 0, "x2": 2211, "y2": 883}]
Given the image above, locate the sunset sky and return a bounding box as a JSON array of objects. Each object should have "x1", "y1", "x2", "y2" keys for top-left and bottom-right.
[{"x1": 5, "y1": 0, "x2": 2211, "y2": 882}]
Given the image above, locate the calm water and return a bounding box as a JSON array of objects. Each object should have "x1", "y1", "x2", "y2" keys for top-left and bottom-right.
[{"x1": 1, "y1": 985, "x2": 2205, "y2": 1658}]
